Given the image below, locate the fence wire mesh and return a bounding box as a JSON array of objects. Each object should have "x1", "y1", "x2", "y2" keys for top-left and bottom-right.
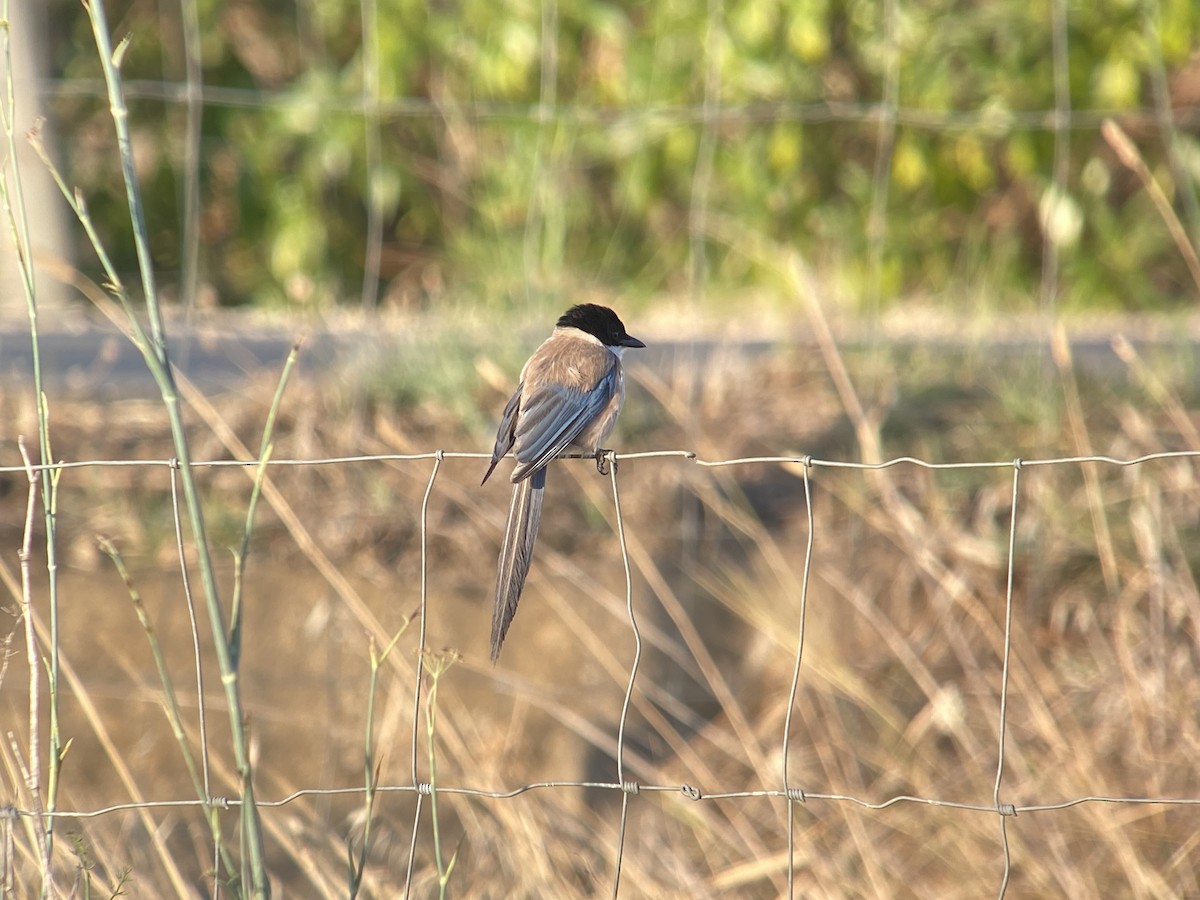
[{"x1": 4, "y1": 444, "x2": 1200, "y2": 896}]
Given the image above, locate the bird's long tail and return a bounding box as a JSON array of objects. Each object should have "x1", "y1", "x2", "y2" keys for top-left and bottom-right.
[{"x1": 490, "y1": 467, "x2": 546, "y2": 661}]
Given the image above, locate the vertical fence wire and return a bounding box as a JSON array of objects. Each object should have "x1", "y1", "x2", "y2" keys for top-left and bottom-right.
[
  {"x1": 168, "y1": 462, "x2": 211, "y2": 803},
  {"x1": 781, "y1": 458, "x2": 814, "y2": 898},
  {"x1": 358, "y1": 0, "x2": 384, "y2": 311},
  {"x1": 993, "y1": 460, "x2": 1023, "y2": 898},
  {"x1": 167, "y1": 458, "x2": 218, "y2": 898},
  {"x1": 178, "y1": 0, "x2": 203, "y2": 316},
  {"x1": 609, "y1": 450, "x2": 642, "y2": 898},
  {"x1": 688, "y1": 0, "x2": 722, "y2": 301},
  {"x1": 865, "y1": 0, "x2": 899, "y2": 323},
  {"x1": 523, "y1": 0, "x2": 559, "y2": 301},
  {"x1": 3, "y1": 450, "x2": 1200, "y2": 892},
  {"x1": 1039, "y1": 0, "x2": 1071, "y2": 319},
  {"x1": 403, "y1": 450, "x2": 443, "y2": 898}
]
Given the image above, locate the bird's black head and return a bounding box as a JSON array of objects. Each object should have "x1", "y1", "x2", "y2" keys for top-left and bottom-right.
[{"x1": 556, "y1": 304, "x2": 645, "y2": 349}]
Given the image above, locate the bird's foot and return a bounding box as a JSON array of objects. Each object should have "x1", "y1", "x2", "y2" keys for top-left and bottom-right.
[{"x1": 595, "y1": 448, "x2": 615, "y2": 476}]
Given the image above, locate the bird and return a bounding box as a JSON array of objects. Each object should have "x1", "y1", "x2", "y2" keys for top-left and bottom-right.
[{"x1": 482, "y1": 304, "x2": 645, "y2": 661}]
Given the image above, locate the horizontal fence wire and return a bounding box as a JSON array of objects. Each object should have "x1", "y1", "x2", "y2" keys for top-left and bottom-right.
[
  {"x1": 4, "y1": 448, "x2": 1200, "y2": 898},
  {"x1": 35, "y1": 78, "x2": 1200, "y2": 132},
  {"x1": 5, "y1": 448, "x2": 1200, "y2": 476}
]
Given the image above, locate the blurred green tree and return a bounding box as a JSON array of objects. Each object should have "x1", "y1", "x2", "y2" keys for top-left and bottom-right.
[{"x1": 43, "y1": 0, "x2": 1200, "y2": 312}]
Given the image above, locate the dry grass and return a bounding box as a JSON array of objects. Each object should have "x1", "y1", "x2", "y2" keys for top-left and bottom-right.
[{"x1": 2, "y1": 322, "x2": 1200, "y2": 897}]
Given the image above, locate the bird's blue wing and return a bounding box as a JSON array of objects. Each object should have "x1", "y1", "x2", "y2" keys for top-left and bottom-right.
[
  {"x1": 512, "y1": 366, "x2": 619, "y2": 479},
  {"x1": 481, "y1": 383, "x2": 522, "y2": 485}
]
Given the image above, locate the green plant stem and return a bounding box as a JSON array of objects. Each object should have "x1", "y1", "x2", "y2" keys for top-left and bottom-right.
[
  {"x1": 15, "y1": 441, "x2": 49, "y2": 893},
  {"x1": 424, "y1": 651, "x2": 460, "y2": 900},
  {"x1": 231, "y1": 341, "x2": 301, "y2": 668},
  {"x1": 349, "y1": 626, "x2": 407, "y2": 897},
  {"x1": 1, "y1": 5, "x2": 63, "y2": 889},
  {"x1": 99, "y1": 539, "x2": 240, "y2": 885},
  {"x1": 77, "y1": 4, "x2": 269, "y2": 893}
]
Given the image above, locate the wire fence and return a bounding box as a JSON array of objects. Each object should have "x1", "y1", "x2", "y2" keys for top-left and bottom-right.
[
  {"x1": 42, "y1": 77, "x2": 1200, "y2": 130},
  {"x1": 4, "y1": 445, "x2": 1200, "y2": 896},
  {"x1": 7, "y1": 0, "x2": 1200, "y2": 895}
]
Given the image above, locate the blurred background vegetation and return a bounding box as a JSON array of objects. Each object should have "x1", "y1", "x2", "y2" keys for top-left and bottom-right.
[{"x1": 41, "y1": 0, "x2": 1200, "y2": 316}]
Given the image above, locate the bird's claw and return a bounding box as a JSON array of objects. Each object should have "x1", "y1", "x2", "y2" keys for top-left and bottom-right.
[{"x1": 595, "y1": 449, "x2": 614, "y2": 476}]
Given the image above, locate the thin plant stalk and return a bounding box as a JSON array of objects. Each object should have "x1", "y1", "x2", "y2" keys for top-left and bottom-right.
[
  {"x1": 231, "y1": 341, "x2": 301, "y2": 668},
  {"x1": 424, "y1": 651, "x2": 461, "y2": 900},
  {"x1": 1, "y1": 6, "x2": 63, "y2": 887},
  {"x1": 1050, "y1": 327, "x2": 1119, "y2": 593},
  {"x1": 33, "y1": 4, "x2": 272, "y2": 892},
  {"x1": 1, "y1": 561, "x2": 193, "y2": 894},
  {"x1": 1102, "y1": 119, "x2": 1200, "y2": 295},
  {"x1": 226, "y1": 345, "x2": 302, "y2": 891},
  {"x1": 15, "y1": 440, "x2": 48, "y2": 893},
  {"x1": 97, "y1": 539, "x2": 240, "y2": 887},
  {"x1": 348, "y1": 626, "x2": 409, "y2": 898}
]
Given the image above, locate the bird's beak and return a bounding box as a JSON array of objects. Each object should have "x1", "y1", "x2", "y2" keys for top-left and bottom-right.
[{"x1": 620, "y1": 334, "x2": 646, "y2": 349}]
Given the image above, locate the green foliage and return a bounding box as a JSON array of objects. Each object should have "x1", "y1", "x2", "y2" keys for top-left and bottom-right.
[{"x1": 43, "y1": 0, "x2": 1200, "y2": 311}]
